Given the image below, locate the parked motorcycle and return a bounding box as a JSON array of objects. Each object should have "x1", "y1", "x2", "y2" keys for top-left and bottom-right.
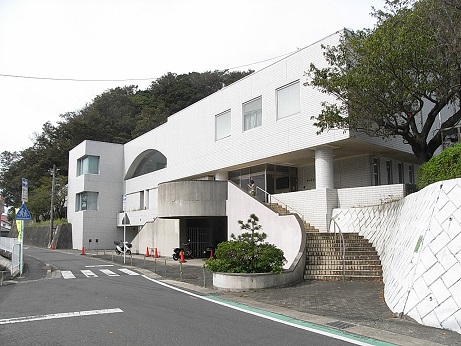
[
  {"x1": 114, "y1": 240, "x2": 132, "y2": 255},
  {"x1": 172, "y1": 242, "x2": 193, "y2": 260}
]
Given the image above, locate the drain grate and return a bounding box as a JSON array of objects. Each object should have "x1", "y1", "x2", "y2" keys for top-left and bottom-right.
[{"x1": 326, "y1": 321, "x2": 356, "y2": 329}]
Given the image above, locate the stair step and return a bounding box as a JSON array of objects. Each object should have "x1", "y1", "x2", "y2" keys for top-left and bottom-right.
[
  {"x1": 306, "y1": 259, "x2": 382, "y2": 265},
  {"x1": 304, "y1": 274, "x2": 383, "y2": 281},
  {"x1": 305, "y1": 269, "x2": 383, "y2": 276}
]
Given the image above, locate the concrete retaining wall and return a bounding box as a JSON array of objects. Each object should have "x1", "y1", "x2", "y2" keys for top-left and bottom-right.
[{"x1": 331, "y1": 178, "x2": 461, "y2": 334}]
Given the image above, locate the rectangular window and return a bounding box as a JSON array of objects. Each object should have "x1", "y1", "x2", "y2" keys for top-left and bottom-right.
[
  {"x1": 386, "y1": 160, "x2": 393, "y2": 184},
  {"x1": 277, "y1": 81, "x2": 300, "y2": 119},
  {"x1": 215, "y1": 110, "x2": 231, "y2": 140},
  {"x1": 243, "y1": 97, "x2": 262, "y2": 131},
  {"x1": 397, "y1": 163, "x2": 404, "y2": 184},
  {"x1": 373, "y1": 157, "x2": 380, "y2": 185},
  {"x1": 77, "y1": 155, "x2": 99, "y2": 176},
  {"x1": 76, "y1": 192, "x2": 98, "y2": 211},
  {"x1": 409, "y1": 165, "x2": 415, "y2": 184}
]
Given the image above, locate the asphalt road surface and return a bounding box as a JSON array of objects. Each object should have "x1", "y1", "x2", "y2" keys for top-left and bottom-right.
[{"x1": 0, "y1": 247, "x2": 382, "y2": 345}]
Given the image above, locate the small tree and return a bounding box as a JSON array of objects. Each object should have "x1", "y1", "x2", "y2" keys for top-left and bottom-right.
[
  {"x1": 205, "y1": 214, "x2": 286, "y2": 273},
  {"x1": 417, "y1": 144, "x2": 461, "y2": 189}
]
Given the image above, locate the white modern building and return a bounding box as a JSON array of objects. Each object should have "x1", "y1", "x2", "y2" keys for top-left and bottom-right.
[{"x1": 67, "y1": 31, "x2": 421, "y2": 261}]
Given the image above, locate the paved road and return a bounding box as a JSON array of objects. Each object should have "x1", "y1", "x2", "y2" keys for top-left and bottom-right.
[
  {"x1": 2, "y1": 247, "x2": 461, "y2": 345},
  {"x1": 0, "y1": 247, "x2": 375, "y2": 345}
]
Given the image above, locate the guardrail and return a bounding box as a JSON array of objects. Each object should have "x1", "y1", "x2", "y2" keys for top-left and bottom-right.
[
  {"x1": 0, "y1": 237, "x2": 21, "y2": 277},
  {"x1": 331, "y1": 217, "x2": 346, "y2": 281}
]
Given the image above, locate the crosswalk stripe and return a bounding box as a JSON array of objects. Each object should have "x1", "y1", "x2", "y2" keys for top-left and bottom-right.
[
  {"x1": 81, "y1": 269, "x2": 98, "y2": 278},
  {"x1": 61, "y1": 271, "x2": 76, "y2": 279},
  {"x1": 58, "y1": 268, "x2": 139, "y2": 279},
  {"x1": 118, "y1": 268, "x2": 140, "y2": 276},
  {"x1": 100, "y1": 269, "x2": 119, "y2": 277}
]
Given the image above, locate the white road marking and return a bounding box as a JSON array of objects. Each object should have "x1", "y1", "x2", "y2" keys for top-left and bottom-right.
[
  {"x1": 81, "y1": 270, "x2": 98, "y2": 278},
  {"x1": 61, "y1": 271, "x2": 76, "y2": 279},
  {"x1": 100, "y1": 269, "x2": 119, "y2": 277},
  {"x1": 0, "y1": 308, "x2": 123, "y2": 325},
  {"x1": 118, "y1": 268, "x2": 140, "y2": 276},
  {"x1": 85, "y1": 264, "x2": 114, "y2": 268}
]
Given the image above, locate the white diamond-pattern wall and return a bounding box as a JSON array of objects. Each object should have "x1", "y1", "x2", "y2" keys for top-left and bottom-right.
[{"x1": 331, "y1": 178, "x2": 461, "y2": 334}]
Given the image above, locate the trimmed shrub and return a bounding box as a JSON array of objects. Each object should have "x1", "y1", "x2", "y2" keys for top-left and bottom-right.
[{"x1": 204, "y1": 214, "x2": 286, "y2": 274}]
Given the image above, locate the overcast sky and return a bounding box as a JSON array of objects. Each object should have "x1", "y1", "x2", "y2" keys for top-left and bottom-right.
[{"x1": 0, "y1": 0, "x2": 383, "y2": 153}]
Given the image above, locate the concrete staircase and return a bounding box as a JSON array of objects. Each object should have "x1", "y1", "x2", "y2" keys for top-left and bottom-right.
[
  {"x1": 304, "y1": 232, "x2": 383, "y2": 281},
  {"x1": 266, "y1": 201, "x2": 382, "y2": 281},
  {"x1": 266, "y1": 203, "x2": 319, "y2": 232}
]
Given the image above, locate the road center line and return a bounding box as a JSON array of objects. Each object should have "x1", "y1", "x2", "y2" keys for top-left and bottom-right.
[{"x1": 0, "y1": 308, "x2": 123, "y2": 325}]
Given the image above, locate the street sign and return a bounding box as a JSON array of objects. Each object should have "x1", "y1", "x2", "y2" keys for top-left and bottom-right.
[
  {"x1": 21, "y1": 178, "x2": 28, "y2": 202},
  {"x1": 122, "y1": 213, "x2": 130, "y2": 225},
  {"x1": 15, "y1": 203, "x2": 31, "y2": 220},
  {"x1": 122, "y1": 194, "x2": 126, "y2": 212}
]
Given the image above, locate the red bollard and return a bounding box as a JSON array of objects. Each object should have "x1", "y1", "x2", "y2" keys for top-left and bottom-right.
[
  {"x1": 153, "y1": 248, "x2": 159, "y2": 258},
  {"x1": 180, "y1": 250, "x2": 186, "y2": 263},
  {"x1": 80, "y1": 246, "x2": 85, "y2": 255},
  {"x1": 209, "y1": 248, "x2": 214, "y2": 258},
  {"x1": 145, "y1": 247, "x2": 150, "y2": 257}
]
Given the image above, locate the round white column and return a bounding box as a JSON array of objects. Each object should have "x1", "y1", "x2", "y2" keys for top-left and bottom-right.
[
  {"x1": 315, "y1": 147, "x2": 334, "y2": 189},
  {"x1": 215, "y1": 171, "x2": 228, "y2": 181}
]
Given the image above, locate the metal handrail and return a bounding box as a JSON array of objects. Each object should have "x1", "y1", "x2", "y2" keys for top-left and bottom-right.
[
  {"x1": 255, "y1": 186, "x2": 306, "y2": 223},
  {"x1": 331, "y1": 217, "x2": 346, "y2": 281}
]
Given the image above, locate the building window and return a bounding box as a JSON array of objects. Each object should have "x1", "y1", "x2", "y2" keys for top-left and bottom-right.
[
  {"x1": 76, "y1": 192, "x2": 98, "y2": 211},
  {"x1": 397, "y1": 163, "x2": 404, "y2": 183},
  {"x1": 386, "y1": 160, "x2": 393, "y2": 184},
  {"x1": 215, "y1": 110, "x2": 231, "y2": 140},
  {"x1": 277, "y1": 81, "x2": 300, "y2": 120},
  {"x1": 77, "y1": 155, "x2": 99, "y2": 176},
  {"x1": 409, "y1": 165, "x2": 415, "y2": 184},
  {"x1": 373, "y1": 157, "x2": 380, "y2": 185},
  {"x1": 243, "y1": 97, "x2": 262, "y2": 131}
]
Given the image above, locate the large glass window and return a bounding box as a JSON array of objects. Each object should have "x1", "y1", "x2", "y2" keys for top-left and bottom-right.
[
  {"x1": 398, "y1": 163, "x2": 404, "y2": 183},
  {"x1": 215, "y1": 110, "x2": 231, "y2": 140},
  {"x1": 386, "y1": 160, "x2": 393, "y2": 184},
  {"x1": 409, "y1": 165, "x2": 415, "y2": 184},
  {"x1": 243, "y1": 97, "x2": 262, "y2": 131},
  {"x1": 77, "y1": 155, "x2": 99, "y2": 176},
  {"x1": 277, "y1": 81, "x2": 300, "y2": 119},
  {"x1": 373, "y1": 157, "x2": 380, "y2": 185},
  {"x1": 76, "y1": 191, "x2": 98, "y2": 211}
]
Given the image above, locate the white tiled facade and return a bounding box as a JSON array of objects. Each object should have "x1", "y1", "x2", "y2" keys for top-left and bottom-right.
[
  {"x1": 331, "y1": 178, "x2": 461, "y2": 333},
  {"x1": 68, "y1": 31, "x2": 424, "y2": 251}
]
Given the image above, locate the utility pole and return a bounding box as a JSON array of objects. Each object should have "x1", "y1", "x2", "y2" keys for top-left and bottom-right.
[{"x1": 49, "y1": 164, "x2": 56, "y2": 248}]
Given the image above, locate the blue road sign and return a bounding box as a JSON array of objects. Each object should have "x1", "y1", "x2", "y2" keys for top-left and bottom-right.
[{"x1": 15, "y1": 203, "x2": 31, "y2": 220}]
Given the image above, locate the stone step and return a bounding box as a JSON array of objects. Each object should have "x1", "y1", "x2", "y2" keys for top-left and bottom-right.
[
  {"x1": 306, "y1": 237, "x2": 368, "y2": 243},
  {"x1": 304, "y1": 269, "x2": 383, "y2": 276},
  {"x1": 304, "y1": 274, "x2": 383, "y2": 282},
  {"x1": 306, "y1": 243, "x2": 375, "y2": 249},
  {"x1": 306, "y1": 254, "x2": 381, "y2": 261},
  {"x1": 305, "y1": 263, "x2": 383, "y2": 274},
  {"x1": 306, "y1": 233, "x2": 364, "y2": 238},
  {"x1": 306, "y1": 259, "x2": 382, "y2": 265},
  {"x1": 306, "y1": 249, "x2": 378, "y2": 256}
]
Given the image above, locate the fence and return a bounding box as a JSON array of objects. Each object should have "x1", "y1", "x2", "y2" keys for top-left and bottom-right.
[{"x1": 0, "y1": 237, "x2": 21, "y2": 276}]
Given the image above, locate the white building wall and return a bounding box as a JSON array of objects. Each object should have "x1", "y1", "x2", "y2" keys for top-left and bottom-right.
[
  {"x1": 67, "y1": 140, "x2": 124, "y2": 249},
  {"x1": 331, "y1": 178, "x2": 461, "y2": 334},
  {"x1": 227, "y1": 183, "x2": 302, "y2": 269},
  {"x1": 123, "y1": 32, "x2": 351, "y2": 197}
]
